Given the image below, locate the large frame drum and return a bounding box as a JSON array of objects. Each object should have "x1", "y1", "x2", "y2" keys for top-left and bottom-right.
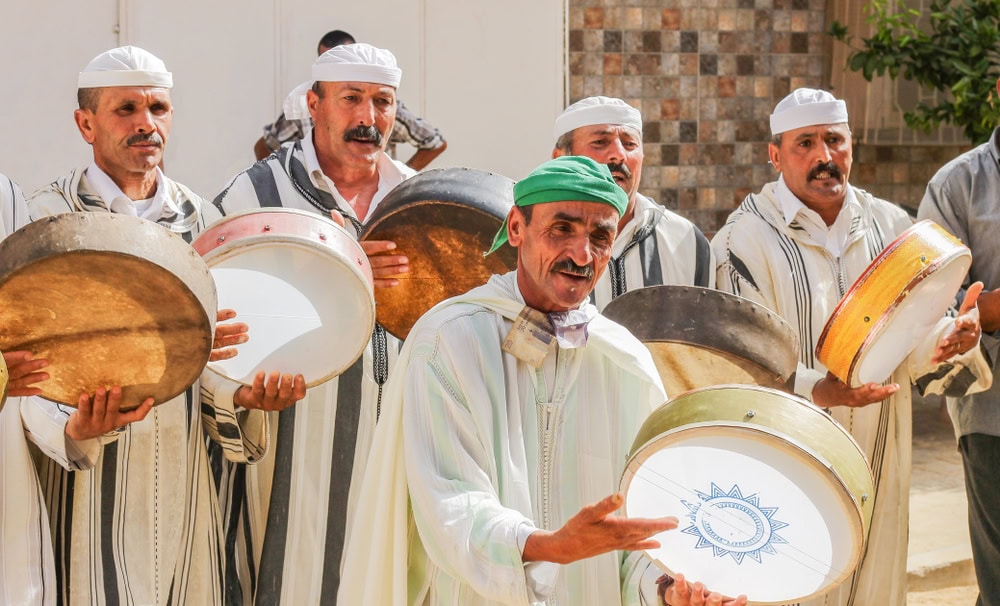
[
  {"x1": 193, "y1": 208, "x2": 374, "y2": 387},
  {"x1": 359, "y1": 167, "x2": 518, "y2": 339},
  {"x1": 603, "y1": 286, "x2": 799, "y2": 394},
  {"x1": 0, "y1": 213, "x2": 216, "y2": 410},
  {"x1": 816, "y1": 219, "x2": 971, "y2": 387},
  {"x1": 621, "y1": 385, "x2": 873, "y2": 604},
  {"x1": 0, "y1": 351, "x2": 7, "y2": 411}
]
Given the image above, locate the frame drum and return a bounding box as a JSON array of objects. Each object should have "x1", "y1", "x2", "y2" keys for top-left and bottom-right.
[
  {"x1": 193, "y1": 208, "x2": 374, "y2": 387},
  {"x1": 622, "y1": 385, "x2": 873, "y2": 604},
  {"x1": 359, "y1": 167, "x2": 518, "y2": 339},
  {"x1": 0, "y1": 213, "x2": 216, "y2": 410},
  {"x1": 603, "y1": 286, "x2": 798, "y2": 394},
  {"x1": 816, "y1": 219, "x2": 971, "y2": 387}
]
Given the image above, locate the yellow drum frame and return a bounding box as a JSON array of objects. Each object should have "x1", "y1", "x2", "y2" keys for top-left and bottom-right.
[
  {"x1": 0, "y1": 350, "x2": 7, "y2": 411},
  {"x1": 621, "y1": 385, "x2": 874, "y2": 604},
  {"x1": 816, "y1": 220, "x2": 970, "y2": 388}
]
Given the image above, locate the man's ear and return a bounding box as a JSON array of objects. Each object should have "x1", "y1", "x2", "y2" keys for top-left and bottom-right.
[
  {"x1": 767, "y1": 142, "x2": 781, "y2": 173},
  {"x1": 74, "y1": 109, "x2": 96, "y2": 145},
  {"x1": 507, "y1": 207, "x2": 525, "y2": 247}
]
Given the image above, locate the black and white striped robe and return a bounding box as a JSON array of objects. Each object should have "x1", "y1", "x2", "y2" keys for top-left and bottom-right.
[
  {"x1": 0, "y1": 173, "x2": 58, "y2": 606},
  {"x1": 211, "y1": 140, "x2": 415, "y2": 605},
  {"x1": 589, "y1": 193, "x2": 714, "y2": 310},
  {"x1": 711, "y1": 181, "x2": 992, "y2": 606},
  {"x1": 5, "y1": 167, "x2": 268, "y2": 606}
]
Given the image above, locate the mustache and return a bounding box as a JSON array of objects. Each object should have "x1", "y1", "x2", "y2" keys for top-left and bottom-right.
[
  {"x1": 552, "y1": 259, "x2": 595, "y2": 280},
  {"x1": 607, "y1": 161, "x2": 632, "y2": 180},
  {"x1": 343, "y1": 124, "x2": 384, "y2": 145},
  {"x1": 127, "y1": 133, "x2": 162, "y2": 147},
  {"x1": 808, "y1": 162, "x2": 842, "y2": 181}
]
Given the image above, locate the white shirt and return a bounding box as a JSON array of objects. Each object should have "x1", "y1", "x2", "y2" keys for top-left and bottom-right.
[
  {"x1": 300, "y1": 133, "x2": 408, "y2": 223},
  {"x1": 85, "y1": 162, "x2": 167, "y2": 221},
  {"x1": 775, "y1": 174, "x2": 861, "y2": 258}
]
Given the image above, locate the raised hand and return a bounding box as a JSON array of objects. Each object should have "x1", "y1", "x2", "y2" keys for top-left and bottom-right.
[
  {"x1": 65, "y1": 386, "x2": 154, "y2": 441},
  {"x1": 934, "y1": 281, "x2": 983, "y2": 363},
  {"x1": 360, "y1": 240, "x2": 409, "y2": 288},
  {"x1": 234, "y1": 371, "x2": 306, "y2": 411}
]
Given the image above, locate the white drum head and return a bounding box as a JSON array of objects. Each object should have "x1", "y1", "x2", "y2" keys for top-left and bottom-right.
[
  {"x1": 207, "y1": 239, "x2": 374, "y2": 386},
  {"x1": 623, "y1": 425, "x2": 862, "y2": 604},
  {"x1": 856, "y1": 255, "x2": 969, "y2": 385}
]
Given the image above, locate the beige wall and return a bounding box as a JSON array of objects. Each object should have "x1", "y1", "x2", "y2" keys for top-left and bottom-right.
[{"x1": 0, "y1": 1, "x2": 565, "y2": 197}]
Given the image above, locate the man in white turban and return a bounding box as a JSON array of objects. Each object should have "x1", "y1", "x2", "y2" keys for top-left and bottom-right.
[
  {"x1": 711, "y1": 87, "x2": 992, "y2": 605},
  {"x1": 212, "y1": 42, "x2": 415, "y2": 605},
  {"x1": 552, "y1": 96, "x2": 714, "y2": 309},
  {"x1": 2, "y1": 46, "x2": 304, "y2": 606}
]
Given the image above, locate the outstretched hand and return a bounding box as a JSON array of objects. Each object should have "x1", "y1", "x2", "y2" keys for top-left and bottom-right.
[{"x1": 522, "y1": 493, "x2": 677, "y2": 565}]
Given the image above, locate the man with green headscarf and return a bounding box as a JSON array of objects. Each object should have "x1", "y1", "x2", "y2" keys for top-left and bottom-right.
[{"x1": 339, "y1": 157, "x2": 746, "y2": 606}]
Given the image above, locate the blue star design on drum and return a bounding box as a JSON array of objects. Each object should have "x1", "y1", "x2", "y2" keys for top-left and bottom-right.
[{"x1": 680, "y1": 483, "x2": 789, "y2": 564}]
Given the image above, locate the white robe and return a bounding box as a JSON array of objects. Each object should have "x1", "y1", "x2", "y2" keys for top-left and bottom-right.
[
  {"x1": 0, "y1": 173, "x2": 57, "y2": 606},
  {"x1": 211, "y1": 140, "x2": 416, "y2": 605},
  {"x1": 591, "y1": 193, "x2": 715, "y2": 310},
  {"x1": 712, "y1": 182, "x2": 992, "y2": 606},
  {"x1": 339, "y1": 271, "x2": 668, "y2": 605},
  {"x1": 0, "y1": 168, "x2": 266, "y2": 606}
]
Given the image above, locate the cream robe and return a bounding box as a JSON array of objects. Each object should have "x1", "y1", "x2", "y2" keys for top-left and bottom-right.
[{"x1": 339, "y1": 271, "x2": 668, "y2": 605}]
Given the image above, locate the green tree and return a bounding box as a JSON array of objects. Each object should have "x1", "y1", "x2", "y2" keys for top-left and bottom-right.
[{"x1": 830, "y1": 0, "x2": 1000, "y2": 144}]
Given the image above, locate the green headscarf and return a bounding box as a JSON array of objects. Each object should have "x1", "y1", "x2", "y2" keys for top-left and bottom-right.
[{"x1": 486, "y1": 155, "x2": 628, "y2": 255}]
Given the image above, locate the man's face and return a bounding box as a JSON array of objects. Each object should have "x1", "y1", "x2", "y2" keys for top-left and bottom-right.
[
  {"x1": 74, "y1": 86, "x2": 172, "y2": 179},
  {"x1": 769, "y1": 122, "x2": 853, "y2": 210},
  {"x1": 557, "y1": 124, "x2": 644, "y2": 202},
  {"x1": 507, "y1": 200, "x2": 619, "y2": 313},
  {"x1": 307, "y1": 81, "x2": 397, "y2": 170}
]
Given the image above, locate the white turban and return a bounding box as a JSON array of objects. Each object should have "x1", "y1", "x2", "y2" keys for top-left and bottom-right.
[
  {"x1": 553, "y1": 96, "x2": 643, "y2": 144},
  {"x1": 311, "y1": 42, "x2": 401, "y2": 87},
  {"x1": 770, "y1": 88, "x2": 848, "y2": 136},
  {"x1": 78, "y1": 46, "x2": 172, "y2": 89}
]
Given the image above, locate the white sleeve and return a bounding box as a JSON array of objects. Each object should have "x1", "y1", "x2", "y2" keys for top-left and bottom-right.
[{"x1": 19, "y1": 396, "x2": 112, "y2": 470}]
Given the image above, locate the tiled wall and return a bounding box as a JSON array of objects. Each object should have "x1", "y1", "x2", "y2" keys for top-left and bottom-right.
[{"x1": 566, "y1": 0, "x2": 966, "y2": 236}]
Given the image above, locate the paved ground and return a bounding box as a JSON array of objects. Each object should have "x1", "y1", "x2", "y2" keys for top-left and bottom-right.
[{"x1": 906, "y1": 390, "x2": 979, "y2": 605}]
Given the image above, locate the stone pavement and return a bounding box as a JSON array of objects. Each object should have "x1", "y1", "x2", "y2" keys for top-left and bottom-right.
[{"x1": 907, "y1": 390, "x2": 979, "y2": 604}]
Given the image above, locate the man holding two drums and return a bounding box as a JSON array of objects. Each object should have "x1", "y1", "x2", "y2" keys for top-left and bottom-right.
[
  {"x1": 1, "y1": 47, "x2": 305, "y2": 605},
  {"x1": 212, "y1": 43, "x2": 415, "y2": 605},
  {"x1": 340, "y1": 156, "x2": 746, "y2": 606},
  {"x1": 712, "y1": 88, "x2": 991, "y2": 605},
  {"x1": 552, "y1": 96, "x2": 715, "y2": 308}
]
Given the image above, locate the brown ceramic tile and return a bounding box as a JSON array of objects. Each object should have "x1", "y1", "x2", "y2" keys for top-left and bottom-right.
[
  {"x1": 718, "y1": 76, "x2": 737, "y2": 98},
  {"x1": 604, "y1": 53, "x2": 623, "y2": 75},
  {"x1": 661, "y1": 98, "x2": 681, "y2": 120},
  {"x1": 604, "y1": 30, "x2": 623, "y2": 52},
  {"x1": 662, "y1": 8, "x2": 681, "y2": 30},
  {"x1": 583, "y1": 7, "x2": 604, "y2": 28}
]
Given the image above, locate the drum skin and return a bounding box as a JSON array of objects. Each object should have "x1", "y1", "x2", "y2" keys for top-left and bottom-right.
[
  {"x1": 0, "y1": 213, "x2": 216, "y2": 410},
  {"x1": 816, "y1": 220, "x2": 971, "y2": 387},
  {"x1": 622, "y1": 385, "x2": 874, "y2": 604},
  {"x1": 194, "y1": 208, "x2": 374, "y2": 387},
  {"x1": 603, "y1": 285, "x2": 799, "y2": 394},
  {"x1": 359, "y1": 167, "x2": 518, "y2": 340}
]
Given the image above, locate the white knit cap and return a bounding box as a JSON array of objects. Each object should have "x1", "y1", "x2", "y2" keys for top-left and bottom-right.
[
  {"x1": 311, "y1": 42, "x2": 401, "y2": 87},
  {"x1": 553, "y1": 96, "x2": 642, "y2": 143},
  {"x1": 770, "y1": 88, "x2": 848, "y2": 136},
  {"x1": 78, "y1": 46, "x2": 173, "y2": 89}
]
